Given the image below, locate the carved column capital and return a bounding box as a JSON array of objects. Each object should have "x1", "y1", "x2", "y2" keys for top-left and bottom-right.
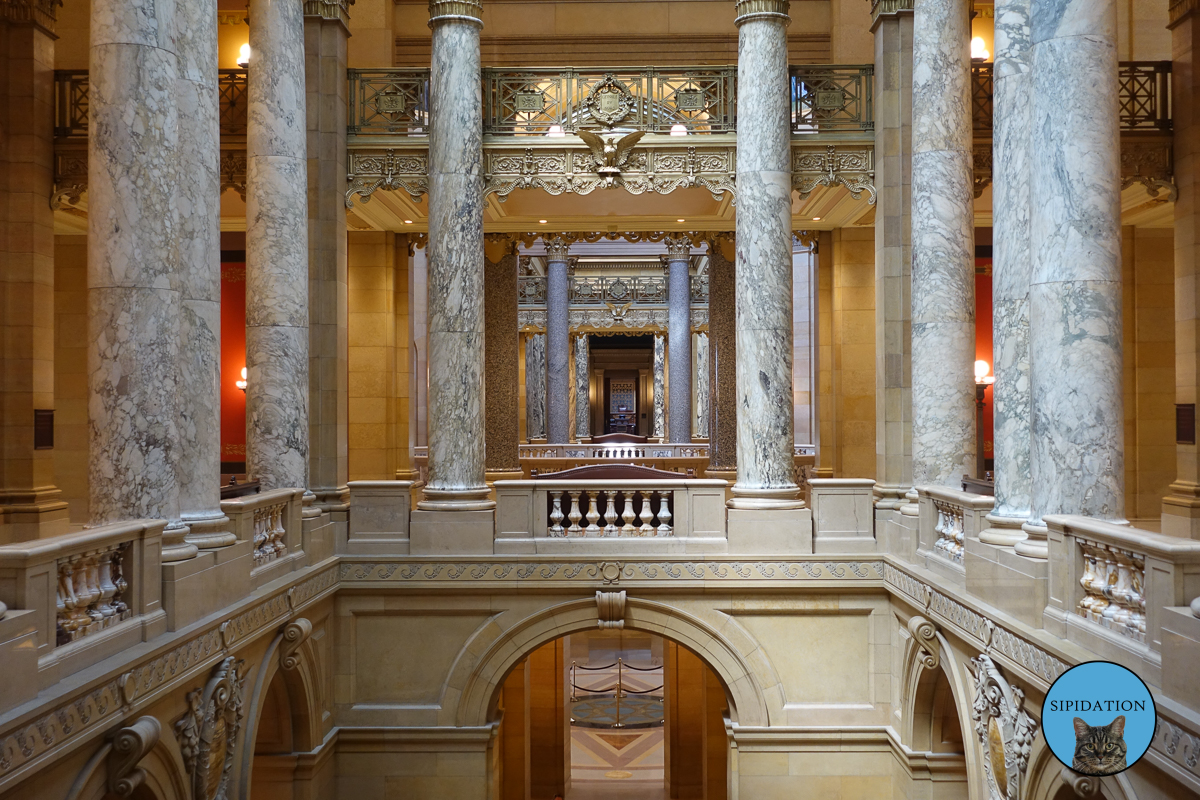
[
  {"x1": 544, "y1": 235, "x2": 572, "y2": 261},
  {"x1": 107, "y1": 717, "x2": 162, "y2": 798},
  {"x1": 428, "y1": 0, "x2": 483, "y2": 27},
  {"x1": 280, "y1": 617, "x2": 313, "y2": 670},
  {"x1": 664, "y1": 236, "x2": 692, "y2": 261},
  {"x1": 734, "y1": 0, "x2": 790, "y2": 26}
]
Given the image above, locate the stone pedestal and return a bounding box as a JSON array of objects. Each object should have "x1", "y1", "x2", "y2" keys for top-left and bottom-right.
[
  {"x1": 666, "y1": 238, "x2": 693, "y2": 443},
  {"x1": 409, "y1": 509, "x2": 494, "y2": 554},
  {"x1": 727, "y1": 507, "x2": 813, "y2": 554}
]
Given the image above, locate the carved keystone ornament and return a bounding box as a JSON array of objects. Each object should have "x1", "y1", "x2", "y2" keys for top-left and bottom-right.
[
  {"x1": 597, "y1": 590, "x2": 627, "y2": 629},
  {"x1": 174, "y1": 657, "x2": 247, "y2": 800}
]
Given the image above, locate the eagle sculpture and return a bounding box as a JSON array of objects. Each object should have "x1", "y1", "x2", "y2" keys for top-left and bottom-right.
[{"x1": 577, "y1": 129, "x2": 646, "y2": 187}]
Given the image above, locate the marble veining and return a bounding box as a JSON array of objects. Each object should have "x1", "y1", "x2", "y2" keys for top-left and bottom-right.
[
  {"x1": 525, "y1": 333, "x2": 547, "y2": 439},
  {"x1": 667, "y1": 250, "x2": 692, "y2": 443},
  {"x1": 1025, "y1": 0, "x2": 1124, "y2": 541},
  {"x1": 546, "y1": 252, "x2": 570, "y2": 443},
  {"x1": 694, "y1": 332, "x2": 710, "y2": 440},
  {"x1": 653, "y1": 334, "x2": 666, "y2": 439},
  {"x1": 574, "y1": 335, "x2": 591, "y2": 439},
  {"x1": 910, "y1": 0, "x2": 976, "y2": 489}
]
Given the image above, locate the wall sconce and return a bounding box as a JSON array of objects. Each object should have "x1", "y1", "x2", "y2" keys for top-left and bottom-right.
[
  {"x1": 236, "y1": 367, "x2": 248, "y2": 393},
  {"x1": 974, "y1": 360, "x2": 993, "y2": 481},
  {"x1": 970, "y1": 37, "x2": 990, "y2": 62},
  {"x1": 974, "y1": 359, "x2": 995, "y2": 386},
  {"x1": 237, "y1": 43, "x2": 251, "y2": 68}
]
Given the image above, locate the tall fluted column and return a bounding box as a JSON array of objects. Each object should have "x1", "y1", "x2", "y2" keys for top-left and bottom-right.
[
  {"x1": 666, "y1": 238, "x2": 693, "y2": 443},
  {"x1": 653, "y1": 334, "x2": 666, "y2": 439},
  {"x1": 545, "y1": 237, "x2": 571, "y2": 444},
  {"x1": 525, "y1": 333, "x2": 547, "y2": 439},
  {"x1": 246, "y1": 0, "x2": 309, "y2": 491},
  {"x1": 88, "y1": 0, "x2": 192, "y2": 558},
  {"x1": 176, "y1": 0, "x2": 233, "y2": 548},
  {"x1": 574, "y1": 335, "x2": 591, "y2": 440},
  {"x1": 982, "y1": 0, "x2": 1032, "y2": 546},
  {"x1": 1019, "y1": 0, "x2": 1124, "y2": 557},
  {"x1": 731, "y1": 0, "x2": 801, "y2": 508},
  {"x1": 909, "y1": 0, "x2": 975, "y2": 490},
  {"x1": 419, "y1": 0, "x2": 490, "y2": 510}
]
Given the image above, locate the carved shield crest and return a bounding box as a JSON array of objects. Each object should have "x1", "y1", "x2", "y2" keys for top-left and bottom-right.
[{"x1": 175, "y1": 657, "x2": 246, "y2": 800}]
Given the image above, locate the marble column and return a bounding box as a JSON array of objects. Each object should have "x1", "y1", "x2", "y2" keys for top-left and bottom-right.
[
  {"x1": 653, "y1": 334, "x2": 666, "y2": 439},
  {"x1": 909, "y1": 0, "x2": 976, "y2": 491},
  {"x1": 485, "y1": 252, "x2": 521, "y2": 474},
  {"x1": 545, "y1": 237, "x2": 571, "y2": 444},
  {"x1": 88, "y1": 0, "x2": 193, "y2": 558},
  {"x1": 731, "y1": 0, "x2": 801, "y2": 507},
  {"x1": 419, "y1": 0, "x2": 490, "y2": 510},
  {"x1": 525, "y1": 333, "x2": 547, "y2": 439},
  {"x1": 176, "y1": 0, "x2": 233, "y2": 548},
  {"x1": 694, "y1": 332, "x2": 710, "y2": 439},
  {"x1": 305, "y1": 2, "x2": 351, "y2": 508},
  {"x1": 707, "y1": 240, "x2": 737, "y2": 475},
  {"x1": 666, "y1": 238, "x2": 693, "y2": 443},
  {"x1": 982, "y1": 0, "x2": 1033, "y2": 546},
  {"x1": 1020, "y1": 0, "x2": 1124, "y2": 557},
  {"x1": 246, "y1": 0, "x2": 309, "y2": 492},
  {"x1": 574, "y1": 335, "x2": 591, "y2": 440},
  {"x1": 870, "y1": 0, "x2": 914, "y2": 508}
]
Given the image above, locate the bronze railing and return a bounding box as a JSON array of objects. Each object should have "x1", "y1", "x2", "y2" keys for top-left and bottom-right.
[
  {"x1": 971, "y1": 62, "x2": 992, "y2": 135},
  {"x1": 518, "y1": 276, "x2": 546, "y2": 306},
  {"x1": 690, "y1": 274, "x2": 709, "y2": 304},
  {"x1": 789, "y1": 64, "x2": 875, "y2": 135},
  {"x1": 571, "y1": 275, "x2": 667, "y2": 304},
  {"x1": 347, "y1": 68, "x2": 430, "y2": 136}
]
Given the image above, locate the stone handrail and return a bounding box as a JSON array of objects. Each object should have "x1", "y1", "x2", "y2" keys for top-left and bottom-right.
[
  {"x1": 495, "y1": 477, "x2": 727, "y2": 554},
  {"x1": 916, "y1": 486, "x2": 995, "y2": 567},
  {"x1": 221, "y1": 488, "x2": 304, "y2": 581},
  {"x1": 519, "y1": 443, "x2": 709, "y2": 477},
  {"x1": 1044, "y1": 515, "x2": 1200, "y2": 659},
  {"x1": 0, "y1": 520, "x2": 167, "y2": 681}
]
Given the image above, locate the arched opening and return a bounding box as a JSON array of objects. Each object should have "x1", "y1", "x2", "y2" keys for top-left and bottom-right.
[
  {"x1": 491, "y1": 630, "x2": 730, "y2": 800},
  {"x1": 248, "y1": 667, "x2": 313, "y2": 800},
  {"x1": 908, "y1": 663, "x2": 969, "y2": 798}
]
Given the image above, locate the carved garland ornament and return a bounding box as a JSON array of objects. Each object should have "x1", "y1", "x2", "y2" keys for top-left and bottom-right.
[
  {"x1": 174, "y1": 657, "x2": 247, "y2": 800},
  {"x1": 969, "y1": 654, "x2": 1038, "y2": 800}
]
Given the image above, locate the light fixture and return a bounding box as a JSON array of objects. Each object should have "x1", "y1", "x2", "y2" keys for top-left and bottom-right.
[
  {"x1": 236, "y1": 367, "x2": 248, "y2": 393},
  {"x1": 403, "y1": 219, "x2": 413, "y2": 224},
  {"x1": 539, "y1": 219, "x2": 548, "y2": 224},
  {"x1": 971, "y1": 37, "x2": 990, "y2": 62},
  {"x1": 974, "y1": 359, "x2": 994, "y2": 385},
  {"x1": 812, "y1": 216, "x2": 821, "y2": 221},
  {"x1": 677, "y1": 218, "x2": 686, "y2": 223},
  {"x1": 237, "y1": 43, "x2": 251, "y2": 68},
  {"x1": 546, "y1": 124, "x2": 565, "y2": 138},
  {"x1": 670, "y1": 124, "x2": 688, "y2": 136}
]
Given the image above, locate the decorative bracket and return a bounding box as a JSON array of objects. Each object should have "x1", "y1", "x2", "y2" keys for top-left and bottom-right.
[
  {"x1": 907, "y1": 614, "x2": 940, "y2": 670},
  {"x1": 280, "y1": 618, "x2": 313, "y2": 671},
  {"x1": 597, "y1": 590, "x2": 627, "y2": 629},
  {"x1": 107, "y1": 717, "x2": 162, "y2": 798}
]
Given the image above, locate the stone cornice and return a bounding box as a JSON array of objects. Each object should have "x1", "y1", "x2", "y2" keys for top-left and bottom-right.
[
  {"x1": 870, "y1": 0, "x2": 913, "y2": 27},
  {"x1": 1170, "y1": 0, "x2": 1197, "y2": 29},
  {"x1": 0, "y1": 0, "x2": 61, "y2": 33},
  {"x1": 303, "y1": 0, "x2": 354, "y2": 25}
]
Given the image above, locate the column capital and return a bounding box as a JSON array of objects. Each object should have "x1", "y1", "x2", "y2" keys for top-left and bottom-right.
[
  {"x1": 544, "y1": 235, "x2": 572, "y2": 261},
  {"x1": 870, "y1": 0, "x2": 913, "y2": 25},
  {"x1": 428, "y1": 0, "x2": 483, "y2": 27},
  {"x1": 734, "y1": 0, "x2": 790, "y2": 27},
  {"x1": 1169, "y1": 0, "x2": 1197, "y2": 28},
  {"x1": 1, "y1": 0, "x2": 61, "y2": 32},
  {"x1": 663, "y1": 236, "x2": 692, "y2": 261},
  {"x1": 303, "y1": 0, "x2": 353, "y2": 25}
]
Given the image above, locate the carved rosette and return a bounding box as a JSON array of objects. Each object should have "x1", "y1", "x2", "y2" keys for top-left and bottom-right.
[
  {"x1": 174, "y1": 657, "x2": 247, "y2": 800},
  {"x1": 969, "y1": 654, "x2": 1038, "y2": 800}
]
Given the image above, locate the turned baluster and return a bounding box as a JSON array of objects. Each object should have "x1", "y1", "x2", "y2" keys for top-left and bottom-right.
[
  {"x1": 585, "y1": 492, "x2": 602, "y2": 535},
  {"x1": 953, "y1": 512, "x2": 965, "y2": 560},
  {"x1": 620, "y1": 491, "x2": 636, "y2": 533},
  {"x1": 1086, "y1": 548, "x2": 1112, "y2": 620},
  {"x1": 111, "y1": 548, "x2": 129, "y2": 616},
  {"x1": 1111, "y1": 553, "x2": 1135, "y2": 634},
  {"x1": 96, "y1": 550, "x2": 118, "y2": 619},
  {"x1": 603, "y1": 493, "x2": 619, "y2": 536},
  {"x1": 567, "y1": 491, "x2": 584, "y2": 534},
  {"x1": 1078, "y1": 547, "x2": 1099, "y2": 614},
  {"x1": 933, "y1": 508, "x2": 946, "y2": 554},
  {"x1": 1099, "y1": 552, "x2": 1121, "y2": 625},
  {"x1": 656, "y1": 492, "x2": 672, "y2": 536},
  {"x1": 638, "y1": 491, "x2": 654, "y2": 534},
  {"x1": 550, "y1": 493, "x2": 565, "y2": 536},
  {"x1": 58, "y1": 562, "x2": 80, "y2": 637},
  {"x1": 272, "y1": 505, "x2": 287, "y2": 556},
  {"x1": 80, "y1": 555, "x2": 103, "y2": 625}
]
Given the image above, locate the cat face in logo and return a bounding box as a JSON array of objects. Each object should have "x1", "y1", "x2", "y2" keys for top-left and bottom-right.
[{"x1": 1072, "y1": 715, "x2": 1127, "y2": 776}]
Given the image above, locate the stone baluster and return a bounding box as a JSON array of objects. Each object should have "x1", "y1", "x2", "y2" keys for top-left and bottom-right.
[
  {"x1": 910, "y1": 0, "x2": 976, "y2": 491},
  {"x1": 567, "y1": 491, "x2": 583, "y2": 534},
  {"x1": 656, "y1": 493, "x2": 673, "y2": 535},
  {"x1": 417, "y1": 0, "x2": 492, "y2": 515},
  {"x1": 1019, "y1": 0, "x2": 1125, "y2": 558},
  {"x1": 729, "y1": 0, "x2": 803, "y2": 510},
  {"x1": 982, "y1": 0, "x2": 1033, "y2": 547},
  {"x1": 604, "y1": 495, "x2": 619, "y2": 535},
  {"x1": 177, "y1": 0, "x2": 234, "y2": 548},
  {"x1": 246, "y1": 0, "x2": 310, "y2": 492},
  {"x1": 87, "y1": 0, "x2": 195, "y2": 560},
  {"x1": 545, "y1": 237, "x2": 572, "y2": 444},
  {"x1": 585, "y1": 493, "x2": 602, "y2": 534},
  {"x1": 665, "y1": 237, "x2": 693, "y2": 443}
]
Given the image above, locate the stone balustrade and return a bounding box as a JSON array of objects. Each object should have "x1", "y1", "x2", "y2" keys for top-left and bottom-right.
[
  {"x1": 345, "y1": 481, "x2": 416, "y2": 555},
  {"x1": 916, "y1": 487, "x2": 995, "y2": 577},
  {"x1": 220, "y1": 488, "x2": 304, "y2": 585},
  {"x1": 0, "y1": 520, "x2": 167, "y2": 684},
  {"x1": 495, "y1": 476, "x2": 727, "y2": 554},
  {"x1": 519, "y1": 443, "x2": 709, "y2": 476}
]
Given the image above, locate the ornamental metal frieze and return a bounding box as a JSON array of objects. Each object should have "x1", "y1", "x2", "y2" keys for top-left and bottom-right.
[
  {"x1": 582, "y1": 73, "x2": 637, "y2": 128},
  {"x1": 791, "y1": 144, "x2": 876, "y2": 204},
  {"x1": 345, "y1": 149, "x2": 429, "y2": 207},
  {"x1": 570, "y1": 307, "x2": 670, "y2": 332}
]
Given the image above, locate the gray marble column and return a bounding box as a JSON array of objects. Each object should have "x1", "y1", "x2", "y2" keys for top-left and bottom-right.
[
  {"x1": 910, "y1": 0, "x2": 976, "y2": 491},
  {"x1": 574, "y1": 335, "x2": 591, "y2": 439},
  {"x1": 176, "y1": 0, "x2": 234, "y2": 548},
  {"x1": 1019, "y1": 0, "x2": 1124, "y2": 557},
  {"x1": 982, "y1": 0, "x2": 1032, "y2": 546},
  {"x1": 731, "y1": 0, "x2": 801, "y2": 507},
  {"x1": 666, "y1": 238, "x2": 693, "y2": 443},
  {"x1": 525, "y1": 333, "x2": 547, "y2": 439},
  {"x1": 420, "y1": 0, "x2": 491, "y2": 510},
  {"x1": 88, "y1": 0, "x2": 193, "y2": 557},
  {"x1": 246, "y1": 0, "x2": 309, "y2": 492},
  {"x1": 694, "y1": 332, "x2": 710, "y2": 439},
  {"x1": 653, "y1": 334, "x2": 666, "y2": 439},
  {"x1": 545, "y1": 237, "x2": 571, "y2": 444}
]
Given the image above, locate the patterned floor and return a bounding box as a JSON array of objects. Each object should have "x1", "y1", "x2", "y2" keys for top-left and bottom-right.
[
  {"x1": 571, "y1": 695, "x2": 664, "y2": 728},
  {"x1": 570, "y1": 726, "x2": 664, "y2": 787}
]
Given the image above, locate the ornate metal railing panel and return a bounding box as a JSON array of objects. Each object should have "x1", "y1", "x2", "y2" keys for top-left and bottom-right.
[
  {"x1": 1119, "y1": 61, "x2": 1172, "y2": 131},
  {"x1": 218, "y1": 68, "x2": 249, "y2": 137},
  {"x1": 971, "y1": 62, "x2": 992, "y2": 135},
  {"x1": 481, "y1": 67, "x2": 738, "y2": 135},
  {"x1": 570, "y1": 276, "x2": 667, "y2": 305},
  {"x1": 347, "y1": 68, "x2": 430, "y2": 135},
  {"x1": 519, "y1": 276, "x2": 547, "y2": 305},
  {"x1": 789, "y1": 64, "x2": 875, "y2": 135},
  {"x1": 690, "y1": 274, "x2": 709, "y2": 304}
]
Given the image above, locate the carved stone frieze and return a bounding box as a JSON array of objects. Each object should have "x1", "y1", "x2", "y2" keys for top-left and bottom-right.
[
  {"x1": 518, "y1": 309, "x2": 547, "y2": 332},
  {"x1": 220, "y1": 151, "x2": 248, "y2": 201},
  {"x1": 969, "y1": 654, "x2": 1038, "y2": 800},
  {"x1": 596, "y1": 590, "x2": 627, "y2": 629},
  {"x1": 791, "y1": 144, "x2": 877, "y2": 204},
  {"x1": 690, "y1": 308, "x2": 708, "y2": 331},
  {"x1": 0, "y1": 0, "x2": 61, "y2": 30},
  {"x1": 175, "y1": 657, "x2": 246, "y2": 800},
  {"x1": 302, "y1": 0, "x2": 354, "y2": 24},
  {"x1": 570, "y1": 307, "x2": 670, "y2": 333},
  {"x1": 51, "y1": 151, "x2": 87, "y2": 211},
  {"x1": 345, "y1": 149, "x2": 430, "y2": 207},
  {"x1": 106, "y1": 717, "x2": 161, "y2": 798},
  {"x1": 973, "y1": 142, "x2": 993, "y2": 199}
]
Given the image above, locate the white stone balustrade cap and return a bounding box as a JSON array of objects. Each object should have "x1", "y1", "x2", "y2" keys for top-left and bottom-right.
[
  {"x1": 0, "y1": 519, "x2": 166, "y2": 566},
  {"x1": 1044, "y1": 515, "x2": 1200, "y2": 563}
]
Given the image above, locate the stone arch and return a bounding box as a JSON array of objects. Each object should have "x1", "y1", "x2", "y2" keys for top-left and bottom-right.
[
  {"x1": 64, "y1": 735, "x2": 188, "y2": 800},
  {"x1": 1022, "y1": 737, "x2": 1139, "y2": 800},
  {"x1": 447, "y1": 596, "x2": 775, "y2": 728}
]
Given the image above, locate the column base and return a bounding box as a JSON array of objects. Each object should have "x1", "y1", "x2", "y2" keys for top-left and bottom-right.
[
  {"x1": 161, "y1": 522, "x2": 199, "y2": 562},
  {"x1": 727, "y1": 506, "x2": 813, "y2": 554},
  {"x1": 410, "y1": 508, "x2": 495, "y2": 555},
  {"x1": 417, "y1": 486, "x2": 497, "y2": 512},
  {"x1": 727, "y1": 485, "x2": 805, "y2": 510},
  {"x1": 979, "y1": 512, "x2": 1028, "y2": 547},
  {"x1": 0, "y1": 489, "x2": 70, "y2": 542},
  {"x1": 872, "y1": 483, "x2": 908, "y2": 510},
  {"x1": 1014, "y1": 520, "x2": 1049, "y2": 559},
  {"x1": 899, "y1": 487, "x2": 919, "y2": 518},
  {"x1": 183, "y1": 512, "x2": 237, "y2": 549}
]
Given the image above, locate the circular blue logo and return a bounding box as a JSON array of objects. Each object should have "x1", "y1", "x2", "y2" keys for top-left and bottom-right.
[{"x1": 1043, "y1": 661, "x2": 1156, "y2": 777}]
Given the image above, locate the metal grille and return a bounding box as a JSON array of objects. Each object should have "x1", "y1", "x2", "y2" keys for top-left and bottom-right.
[
  {"x1": 348, "y1": 69, "x2": 431, "y2": 135},
  {"x1": 971, "y1": 63, "x2": 993, "y2": 135},
  {"x1": 1119, "y1": 61, "x2": 1172, "y2": 131},
  {"x1": 690, "y1": 275, "x2": 709, "y2": 304},
  {"x1": 218, "y1": 69, "x2": 249, "y2": 137},
  {"x1": 570, "y1": 276, "x2": 668, "y2": 304},
  {"x1": 518, "y1": 276, "x2": 547, "y2": 305},
  {"x1": 790, "y1": 65, "x2": 874, "y2": 134}
]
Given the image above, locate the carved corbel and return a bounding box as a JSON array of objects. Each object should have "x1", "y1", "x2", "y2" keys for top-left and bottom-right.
[
  {"x1": 280, "y1": 618, "x2": 313, "y2": 670},
  {"x1": 907, "y1": 614, "x2": 940, "y2": 670},
  {"x1": 969, "y1": 654, "x2": 1038, "y2": 800},
  {"x1": 107, "y1": 716, "x2": 162, "y2": 797},
  {"x1": 1059, "y1": 766, "x2": 1103, "y2": 798},
  {"x1": 597, "y1": 590, "x2": 626, "y2": 629}
]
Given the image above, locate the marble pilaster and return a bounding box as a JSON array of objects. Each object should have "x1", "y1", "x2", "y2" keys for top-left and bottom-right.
[
  {"x1": 653, "y1": 334, "x2": 666, "y2": 439},
  {"x1": 545, "y1": 237, "x2": 571, "y2": 444},
  {"x1": 176, "y1": 0, "x2": 233, "y2": 548},
  {"x1": 666, "y1": 238, "x2": 693, "y2": 443},
  {"x1": 982, "y1": 0, "x2": 1032, "y2": 546},
  {"x1": 485, "y1": 253, "x2": 520, "y2": 473},
  {"x1": 910, "y1": 0, "x2": 976, "y2": 490},
  {"x1": 1020, "y1": 0, "x2": 1124, "y2": 557},
  {"x1": 707, "y1": 240, "x2": 737, "y2": 474},
  {"x1": 419, "y1": 0, "x2": 490, "y2": 510},
  {"x1": 247, "y1": 0, "x2": 310, "y2": 492},
  {"x1": 88, "y1": 0, "x2": 192, "y2": 558},
  {"x1": 694, "y1": 332, "x2": 710, "y2": 439},
  {"x1": 525, "y1": 333, "x2": 547, "y2": 440},
  {"x1": 871, "y1": 1, "x2": 914, "y2": 508},
  {"x1": 731, "y1": 0, "x2": 801, "y2": 508},
  {"x1": 574, "y1": 335, "x2": 591, "y2": 440}
]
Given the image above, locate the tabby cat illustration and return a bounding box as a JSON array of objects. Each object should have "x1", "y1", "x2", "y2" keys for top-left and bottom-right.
[{"x1": 1072, "y1": 715, "x2": 1128, "y2": 775}]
